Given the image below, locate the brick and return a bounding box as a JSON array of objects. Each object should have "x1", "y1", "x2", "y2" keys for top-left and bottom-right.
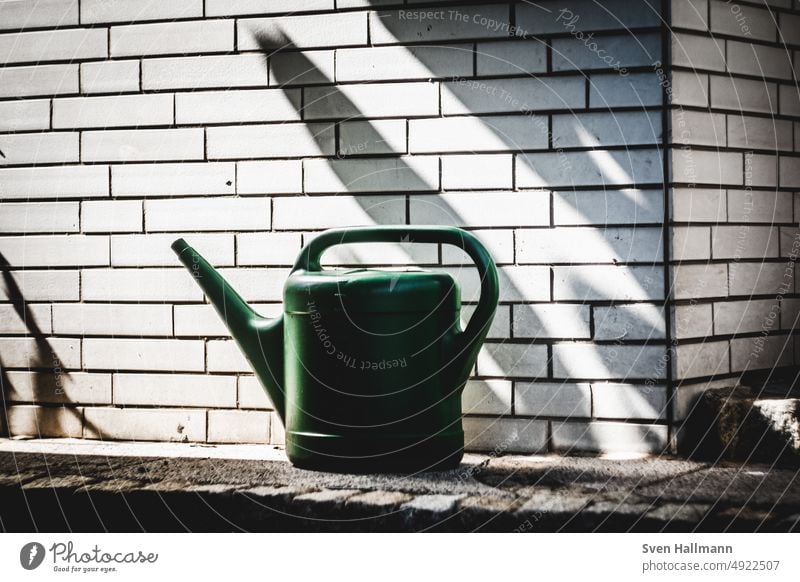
[
  {"x1": 112, "y1": 163, "x2": 235, "y2": 197},
  {"x1": 216, "y1": 268, "x2": 290, "y2": 301},
  {"x1": 0, "y1": 337, "x2": 80, "y2": 368},
  {"x1": 207, "y1": 339, "x2": 250, "y2": 373},
  {"x1": 709, "y1": 0, "x2": 776, "y2": 42},
  {"x1": 476, "y1": 40, "x2": 546, "y2": 76},
  {"x1": 593, "y1": 303, "x2": 667, "y2": 341},
  {"x1": 114, "y1": 373, "x2": 237, "y2": 408},
  {"x1": 268, "y1": 50, "x2": 334, "y2": 86},
  {"x1": 670, "y1": 188, "x2": 726, "y2": 222},
  {"x1": 551, "y1": 420, "x2": 668, "y2": 454},
  {"x1": 462, "y1": 417, "x2": 547, "y2": 454},
  {"x1": 338, "y1": 44, "x2": 471, "y2": 82},
  {"x1": 236, "y1": 233, "x2": 302, "y2": 266},
  {"x1": 781, "y1": 298, "x2": 800, "y2": 330},
  {"x1": 111, "y1": 20, "x2": 234, "y2": 57},
  {"x1": 82, "y1": 269, "x2": 202, "y2": 301},
  {"x1": 555, "y1": 188, "x2": 663, "y2": 225},
  {"x1": 554, "y1": 111, "x2": 661, "y2": 148},
  {"x1": 410, "y1": 191, "x2": 549, "y2": 227},
  {"x1": 176, "y1": 88, "x2": 300, "y2": 125},
  {"x1": 0, "y1": 99, "x2": 50, "y2": 131},
  {"x1": 0, "y1": 28, "x2": 106, "y2": 64},
  {"x1": 671, "y1": 0, "x2": 709, "y2": 31},
  {"x1": 443, "y1": 76, "x2": 585, "y2": 114},
  {"x1": 673, "y1": 340, "x2": 730, "y2": 378},
  {"x1": 671, "y1": 32, "x2": 725, "y2": 72},
  {"x1": 0, "y1": 64, "x2": 78, "y2": 98},
  {"x1": 727, "y1": 115, "x2": 792, "y2": 151},
  {"x1": 593, "y1": 382, "x2": 667, "y2": 420},
  {"x1": 81, "y1": 0, "x2": 202, "y2": 24},
  {"x1": 316, "y1": 237, "x2": 436, "y2": 267},
  {"x1": 82, "y1": 200, "x2": 142, "y2": 233},
  {"x1": 515, "y1": 381, "x2": 590, "y2": 418},
  {"x1": 461, "y1": 304, "x2": 510, "y2": 339},
  {"x1": 671, "y1": 149, "x2": 742, "y2": 185},
  {"x1": 304, "y1": 156, "x2": 438, "y2": 193},
  {"x1": 518, "y1": 227, "x2": 663, "y2": 264},
  {"x1": 273, "y1": 195, "x2": 405, "y2": 230},
  {"x1": 174, "y1": 304, "x2": 280, "y2": 337},
  {"x1": 410, "y1": 115, "x2": 548, "y2": 153},
  {"x1": 0, "y1": 132, "x2": 78, "y2": 165},
  {"x1": 238, "y1": 12, "x2": 367, "y2": 50},
  {"x1": 462, "y1": 379, "x2": 512, "y2": 415},
  {"x1": 53, "y1": 304, "x2": 172, "y2": 336},
  {"x1": 512, "y1": 304, "x2": 590, "y2": 339},
  {"x1": 727, "y1": 40, "x2": 793, "y2": 80},
  {"x1": 207, "y1": 123, "x2": 334, "y2": 159},
  {"x1": 82, "y1": 129, "x2": 203, "y2": 162},
  {"x1": 441, "y1": 229, "x2": 513, "y2": 264},
  {"x1": 111, "y1": 233, "x2": 233, "y2": 267},
  {"x1": 671, "y1": 226, "x2": 711, "y2": 261},
  {"x1": 208, "y1": 410, "x2": 270, "y2": 443},
  {"x1": 710, "y1": 75, "x2": 777, "y2": 113},
  {"x1": 53, "y1": 94, "x2": 173, "y2": 129},
  {"x1": 672, "y1": 303, "x2": 713, "y2": 339},
  {"x1": 340, "y1": 120, "x2": 406, "y2": 156},
  {"x1": 728, "y1": 262, "x2": 787, "y2": 296},
  {"x1": 83, "y1": 338, "x2": 205, "y2": 372},
  {"x1": 145, "y1": 198, "x2": 270, "y2": 232},
  {"x1": 461, "y1": 265, "x2": 549, "y2": 303},
  {"x1": 672, "y1": 263, "x2": 728, "y2": 299},
  {"x1": 0, "y1": 235, "x2": 108, "y2": 267},
  {"x1": 443, "y1": 154, "x2": 511, "y2": 190},
  {"x1": 0, "y1": 0, "x2": 78, "y2": 31},
  {"x1": 671, "y1": 70, "x2": 709, "y2": 107},
  {"x1": 238, "y1": 375, "x2": 275, "y2": 409},
  {"x1": 80, "y1": 60, "x2": 140, "y2": 93},
  {"x1": 671, "y1": 110, "x2": 726, "y2": 147},
  {"x1": 731, "y1": 334, "x2": 793, "y2": 373},
  {"x1": 238, "y1": 160, "x2": 302, "y2": 194},
  {"x1": 305, "y1": 82, "x2": 439, "y2": 119},
  {"x1": 780, "y1": 156, "x2": 800, "y2": 188},
  {"x1": 516, "y1": 0, "x2": 660, "y2": 34},
  {"x1": 142, "y1": 55, "x2": 268, "y2": 90},
  {"x1": 779, "y1": 84, "x2": 800, "y2": 116},
  {"x1": 554, "y1": 32, "x2": 660, "y2": 72},
  {"x1": 553, "y1": 343, "x2": 667, "y2": 380},
  {"x1": 477, "y1": 342, "x2": 547, "y2": 378},
  {"x1": 207, "y1": 0, "x2": 332, "y2": 17},
  {"x1": 554, "y1": 265, "x2": 664, "y2": 301},
  {"x1": 371, "y1": 5, "x2": 509, "y2": 44},
  {"x1": 0, "y1": 270, "x2": 79, "y2": 301},
  {"x1": 7, "y1": 405, "x2": 83, "y2": 438},
  {"x1": 84, "y1": 407, "x2": 206, "y2": 442},
  {"x1": 0, "y1": 201, "x2": 78, "y2": 233},
  {"x1": 5, "y1": 371, "x2": 110, "y2": 405},
  {"x1": 714, "y1": 298, "x2": 778, "y2": 335},
  {"x1": 781, "y1": 226, "x2": 800, "y2": 256},
  {"x1": 518, "y1": 149, "x2": 663, "y2": 188},
  {"x1": 0, "y1": 304, "x2": 51, "y2": 334},
  {"x1": 589, "y1": 72, "x2": 662, "y2": 107},
  {"x1": 712, "y1": 225, "x2": 778, "y2": 260}
]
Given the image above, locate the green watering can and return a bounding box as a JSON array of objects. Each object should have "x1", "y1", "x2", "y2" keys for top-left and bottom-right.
[{"x1": 172, "y1": 226, "x2": 499, "y2": 472}]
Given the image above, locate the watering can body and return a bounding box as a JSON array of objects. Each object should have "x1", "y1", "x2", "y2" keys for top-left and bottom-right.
[{"x1": 172, "y1": 226, "x2": 499, "y2": 472}]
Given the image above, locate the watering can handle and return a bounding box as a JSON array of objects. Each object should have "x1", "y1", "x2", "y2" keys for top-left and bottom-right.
[{"x1": 293, "y1": 226, "x2": 499, "y2": 352}]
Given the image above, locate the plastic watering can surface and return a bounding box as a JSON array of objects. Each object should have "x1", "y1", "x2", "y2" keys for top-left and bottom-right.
[{"x1": 172, "y1": 226, "x2": 499, "y2": 472}]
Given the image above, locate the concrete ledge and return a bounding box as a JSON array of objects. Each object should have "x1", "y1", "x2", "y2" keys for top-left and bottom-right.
[{"x1": 0, "y1": 438, "x2": 798, "y2": 532}]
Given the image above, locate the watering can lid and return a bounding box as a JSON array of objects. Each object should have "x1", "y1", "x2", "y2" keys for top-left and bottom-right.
[{"x1": 284, "y1": 267, "x2": 460, "y2": 314}]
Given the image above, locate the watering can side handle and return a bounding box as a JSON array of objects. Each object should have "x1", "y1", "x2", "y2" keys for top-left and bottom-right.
[{"x1": 291, "y1": 226, "x2": 499, "y2": 351}]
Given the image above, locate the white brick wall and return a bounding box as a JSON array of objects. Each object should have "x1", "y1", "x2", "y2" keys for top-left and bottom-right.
[{"x1": 1, "y1": 0, "x2": 793, "y2": 459}]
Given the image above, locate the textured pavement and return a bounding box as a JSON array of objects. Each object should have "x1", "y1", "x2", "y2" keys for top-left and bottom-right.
[{"x1": 0, "y1": 439, "x2": 798, "y2": 532}]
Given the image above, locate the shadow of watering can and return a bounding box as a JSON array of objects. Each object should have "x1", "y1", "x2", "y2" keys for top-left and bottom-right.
[{"x1": 172, "y1": 226, "x2": 499, "y2": 472}]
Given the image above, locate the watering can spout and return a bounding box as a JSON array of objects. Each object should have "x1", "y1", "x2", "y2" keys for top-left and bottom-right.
[{"x1": 171, "y1": 238, "x2": 285, "y2": 422}]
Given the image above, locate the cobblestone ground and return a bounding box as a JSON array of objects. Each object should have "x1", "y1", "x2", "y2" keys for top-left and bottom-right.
[{"x1": 0, "y1": 440, "x2": 798, "y2": 532}]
